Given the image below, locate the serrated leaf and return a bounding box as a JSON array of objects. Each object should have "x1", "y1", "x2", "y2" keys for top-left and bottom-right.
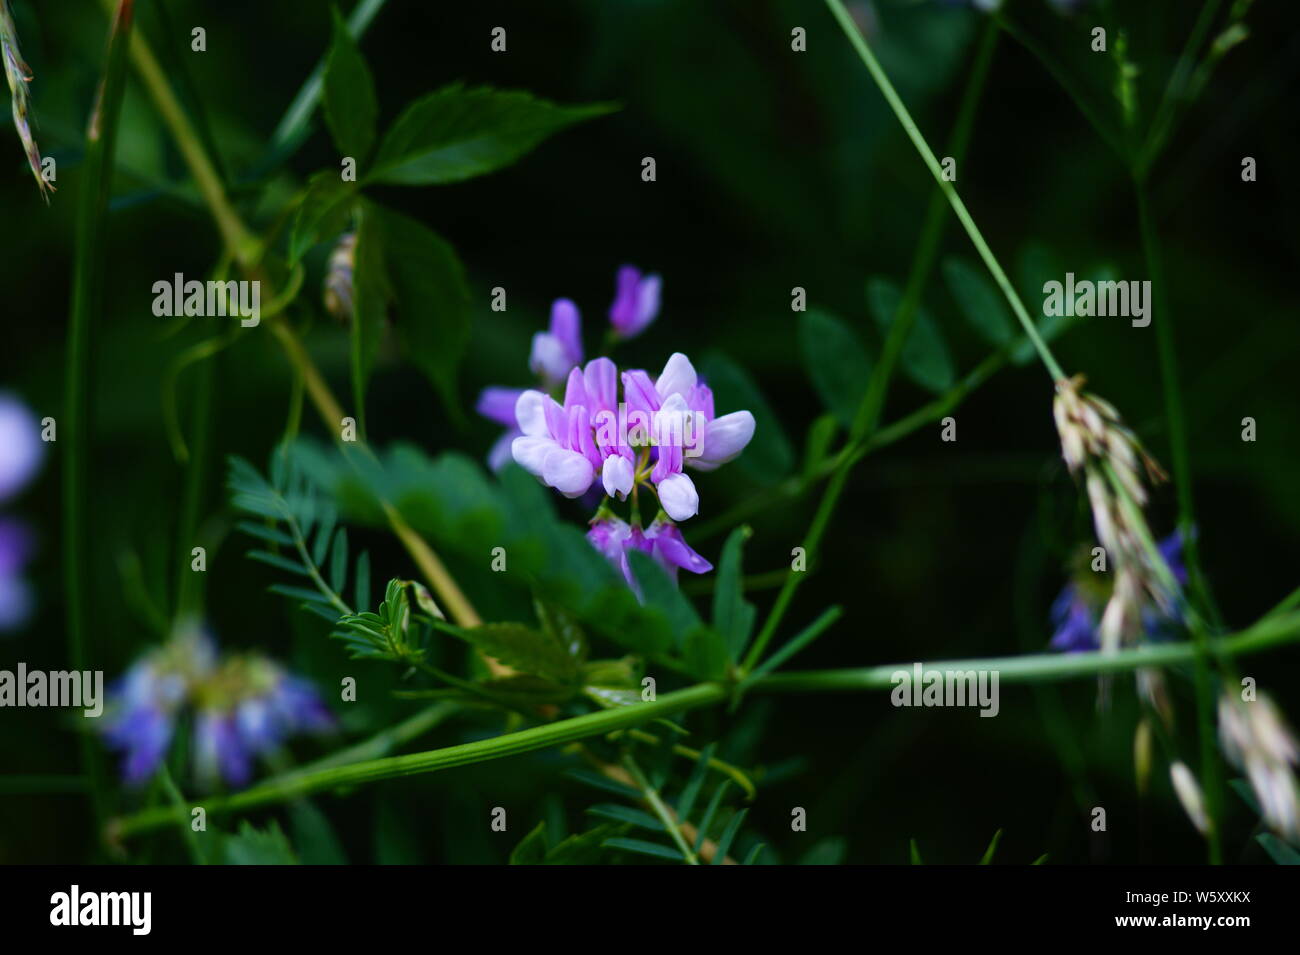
[
  {"x1": 479, "y1": 673, "x2": 577, "y2": 706},
  {"x1": 289, "y1": 171, "x2": 356, "y2": 266},
  {"x1": 942, "y1": 257, "x2": 1014, "y2": 346},
  {"x1": 798, "y1": 309, "x2": 872, "y2": 427},
  {"x1": 323, "y1": 7, "x2": 378, "y2": 162},
  {"x1": 444, "y1": 622, "x2": 579, "y2": 684},
  {"x1": 867, "y1": 278, "x2": 954, "y2": 394},
  {"x1": 367, "y1": 84, "x2": 615, "y2": 186}
]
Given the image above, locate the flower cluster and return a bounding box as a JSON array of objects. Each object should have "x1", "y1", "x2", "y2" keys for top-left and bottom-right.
[
  {"x1": 1052, "y1": 375, "x2": 1173, "y2": 653},
  {"x1": 1218, "y1": 692, "x2": 1300, "y2": 841},
  {"x1": 479, "y1": 266, "x2": 754, "y2": 587},
  {"x1": 100, "y1": 624, "x2": 333, "y2": 788},
  {"x1": 1049, "y1": 531, "x2": 1187, "y2": 653},
  {"x1": 1, "y1": 0, "x2": 50, "y2": 199},
  {"x1": 478, "y1": 265, "x2": 661, "y2": 471},
  {"x1": 0, "y1": 393, "x2": 42, "y2": 631}
]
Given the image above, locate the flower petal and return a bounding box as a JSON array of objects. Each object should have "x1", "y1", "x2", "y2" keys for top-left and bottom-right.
[
  {"x1": 690, "y1": 411, "x2": 755, "y2": 471},
  {"x1": 601, "y1": 455, "x2": 635, "y2": 499},
  {"x1": 476, "y1": 387, "x2": 524, "y2": 428},
  {"x1": 656, "y1": 472, "x2": 699, "y2": 521},
  {"x1": 542, "y1": 447, "x2": 596, "y2": 497},
  {"x1": 655, "y1": 352, "x2": 697, "y2": 401},
  {"x1": 511, "y1": 435, "x2": 555, "y2": 476},
  {"x1": 515, "y1": 390, "x2": 550, "y2": 437}
]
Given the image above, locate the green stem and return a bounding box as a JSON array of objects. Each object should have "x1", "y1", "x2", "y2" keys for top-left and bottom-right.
[
  {"x1": 109, "y1": 683, "x2": 727, "y2": 840},
  {"x1": 621, "y1": 754, "x2": 699, "y2": 865},
  {"x1": 825, "y1": 0, "x2": 1064, "y2": 381},
  {"x1": 744, "y1": 17, "x2": 998, "y2": 670},
  {"x1": 65, "y1": 0, "x2": 136, "y2": 831},
  {"x1": 108, "y1": 613, "x2": 1300, "y2": 842}
]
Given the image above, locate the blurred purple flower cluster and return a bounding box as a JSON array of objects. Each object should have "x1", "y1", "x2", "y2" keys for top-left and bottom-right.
[
  {"x1": 0, "y1": 393, "x2": 43, "y2": 632},
  {"x1": 100, "y1": 624, "x2": 333, "y2": 788}
]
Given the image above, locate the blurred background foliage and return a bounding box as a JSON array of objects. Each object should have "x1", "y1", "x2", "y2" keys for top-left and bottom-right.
[{"x1": 2, "y1": 0, "x2": 1298, "y2": 863}]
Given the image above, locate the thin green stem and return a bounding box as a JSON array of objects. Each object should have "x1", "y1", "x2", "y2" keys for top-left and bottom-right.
[
  {"x1": 825, "y1": 0, "x2": 1064, "y2": 381},
  {"x1": 66, "y1": 0, "x2": 136, "y2": 831},
  {"x1": 743, "y1": 17, "x2": 999, "y2": 670},
  {"x1": 621, "y1": 754, "x2": 699, "y2": 865},
  {"x1": 107, "y1": 611, "x2": 1300, "y2": 842},
  {"x1": 109, "y1": 683, "x2": 728, "y2": 840}
]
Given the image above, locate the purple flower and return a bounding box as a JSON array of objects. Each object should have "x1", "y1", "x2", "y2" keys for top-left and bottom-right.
[
  {"x1": 588, "y1": 513, "x2": 712, "y2": 591},
  {"x1": 529, "y1": 298, "x2": 584, "y2": 388},
  {"x1": 101, "y1": 627, "x2": 332, "y2": 788},
  {"x1": 0, "y1": 394, "x2": 42, "y2": 503},
  {"x1": 512, "y1": 364, "x2": 610, "y2": 498},
  {"x1": 195, "y1": 710, "x2": 252, "y2": 788},
  {"x1": 608, "y1": 265, "x2": 661, "y2": 339},
  {"x1": 101, "y1": 657, "x2": 191, "y2": 786},
  {"x1": 1049, "y1": 531, "x2": 1188, "y2": 653},
  {"x1": 622, "y1": 353, "x2": 755, "y2": 520},
  {"x1": 476, "y1": 386, "x2": 525, "y2": 472},
  {"x1": 0, "y1": 518, "x2": 33, "y2": 631}
]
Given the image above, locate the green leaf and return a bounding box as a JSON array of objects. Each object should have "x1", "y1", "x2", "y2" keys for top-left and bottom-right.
[
  {"x1": 602, "y1": 837, "x2": 685, "y2": 862},
  {"x1": 628, "y1": 550, "x2": 700, "y2": 650},
  {"x1": 290, "y1": 801, "x2": 348, "y2": 865},
  {"x1": 1258, "y1": 833, "x2": 1300, "y2": 865},
  {"x1": 866, "y1": 278, "x2": 954, "y2": 394},
  {"x1": 587, "y1": 803, "x2": 666, "y2": 833},
  {"x1": 712, "y1": 527, "x2": 756, "y2": 662},
  {"x1": 368, "y1": 204, "x2": 471, "y2": 415},
  {"x1": 799, "y1": 836, "x2": 847, "y2": 866},
  {"x1": 367, "y1": 84, "x2": 615, "y2": 186},
  {"x1": 544, "y1": 823, "x2": 627, "y2": 864},
  {"x1": 681, "y1": 625, "x2": 730, "y2": 682},
  {"x1": 224, "y1": 821, "x2": 300, "y2": 865},
  {"x1": 479, "y1": 674, "x2": 577, "y2": 706},
  {"x1": 323, "y1": 7, "x2": 379, "y2": 162},
  {"x1": 443, "y1": 622, "x2": 580, "y2": 685},
  {"x1": 978, "y1": 828, "x2": 1002, "y2": 865},
  {"x1": 942, "y1": 257, "x2": 1014, "y2": 346},
  {"x1": 288, "y1": 172, "x2": 356, "y2": 266},
  {"x1": 699, "y1": 351, "x2": 793, "y2": 484},
  {"x1": 350, "y1": 206, "x2": 389, "y2": 435},
  {"x1": 509, "y1": 821, "x2": 548, "y2": 865},
  {"x1": 710, "y1": 808, "x2": 748, "y2": 865},
  {"x1": 802, "y1": 413, "x2": 839, "y2": 479},
  {"x1": 798, "y1": 309, "x2": 872, "y2": 427}
]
